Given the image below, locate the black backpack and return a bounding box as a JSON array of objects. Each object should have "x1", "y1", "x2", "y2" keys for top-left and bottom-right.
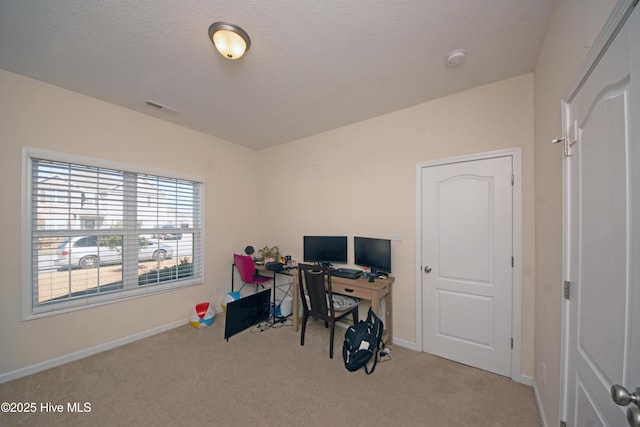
[{"x1": 342, "y1": 307, "x2": 384, "y2": 374}]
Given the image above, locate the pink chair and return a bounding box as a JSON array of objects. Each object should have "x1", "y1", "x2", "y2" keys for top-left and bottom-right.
[{"x1": 233, "y1": 253, "x2": 273, "y2": 293}]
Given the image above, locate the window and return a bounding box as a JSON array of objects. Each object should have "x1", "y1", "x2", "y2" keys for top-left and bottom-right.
[{"x1": 22, "y1": 148, "x2": 204, "y2": 318}]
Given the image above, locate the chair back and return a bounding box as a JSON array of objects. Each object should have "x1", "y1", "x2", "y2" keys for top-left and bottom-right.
[
  {"x1": 297, "y1": 263, "x2": 359, "y2": 359},
  {"x1": 234, "y1": 253, "x2": 256, "y2": 282},
  {"x1": 298, "y1": 264, "x2": 334, "y2": 319}
]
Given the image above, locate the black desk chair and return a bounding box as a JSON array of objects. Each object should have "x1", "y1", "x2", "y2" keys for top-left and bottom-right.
[{"x1": 297, "y1": 263, "x2": 360, "y2": 358}]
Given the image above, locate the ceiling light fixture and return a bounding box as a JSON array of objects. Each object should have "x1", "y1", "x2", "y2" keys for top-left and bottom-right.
[{"x1": 208, "y1": 22, "x2": 251, "y2": 60}]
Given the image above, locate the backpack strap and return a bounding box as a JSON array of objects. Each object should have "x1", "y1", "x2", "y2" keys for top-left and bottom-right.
[{"x1": 364, "y1": 308, "x2": 384, "y2": 375}]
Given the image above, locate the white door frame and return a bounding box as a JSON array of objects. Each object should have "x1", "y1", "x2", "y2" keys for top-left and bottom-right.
[
  {"x1": 415, "y1": 147, "x2": 523, "y2": 383},
  {"x1": 559, "y1": 0, "x2": 637, "y2": 420}
]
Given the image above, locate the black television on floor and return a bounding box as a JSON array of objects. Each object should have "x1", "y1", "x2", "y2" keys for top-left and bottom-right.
[{"x1": 224, "y1": 289, "x2": 271, "y2": 340}]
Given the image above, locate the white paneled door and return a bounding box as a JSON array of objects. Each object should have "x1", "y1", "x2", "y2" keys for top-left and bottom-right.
[
  {"x1": 421, "y1": 155, "x2": 513, "y2": 377},
  {"x1": 562, "y1": 4, "x2": 640, "y2": 426}
]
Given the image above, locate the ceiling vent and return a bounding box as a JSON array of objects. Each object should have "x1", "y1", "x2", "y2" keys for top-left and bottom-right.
[{"x1": 145, "y1": 100, "x2": 182, "y2": 115}]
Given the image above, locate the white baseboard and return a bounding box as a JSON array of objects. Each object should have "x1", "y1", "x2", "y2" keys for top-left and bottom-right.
[
  {"x1": 391, "y1": 336, "x2": 417, "y2": 351},
  {"x1": 0, "y1": 318, "x2": 188, "y2": 384},
  {"x1": 514, "y1": 373, "x2": 534, "y2": 386},
  {"x1": 533, "y1": 380, "x2": 549, "y2": 427}
]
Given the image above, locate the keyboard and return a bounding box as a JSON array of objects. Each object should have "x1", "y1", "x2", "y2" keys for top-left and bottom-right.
[{"x1": 331, "y1": 268, "x2": 362, "y2": 279}]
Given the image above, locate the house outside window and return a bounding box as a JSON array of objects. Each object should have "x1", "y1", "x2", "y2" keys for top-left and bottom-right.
[
  {"x1": 42, "y1": 189, "x2": 68, "y2": 204},
  {"x1": 22, "y1": 148, "x2": 205, "y2": 319}
]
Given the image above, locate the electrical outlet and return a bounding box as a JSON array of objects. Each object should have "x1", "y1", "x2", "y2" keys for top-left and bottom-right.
[{"x1": 390, "y1": 231, "x2": 401, "y2": 241}]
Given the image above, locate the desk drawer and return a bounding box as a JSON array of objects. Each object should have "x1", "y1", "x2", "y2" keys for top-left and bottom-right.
[{"x1": 332, "y1": 282, "x2": 373, "y2": 300}]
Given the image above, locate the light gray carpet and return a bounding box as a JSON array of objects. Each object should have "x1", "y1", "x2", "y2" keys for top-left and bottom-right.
[{"x1": 0, "y1": 315, "x2": 540, "y2": 426}]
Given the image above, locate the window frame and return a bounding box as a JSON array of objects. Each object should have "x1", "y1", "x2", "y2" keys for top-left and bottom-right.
[{"x1": 21, "y1": 147, "x2": 205, "y2": 320}]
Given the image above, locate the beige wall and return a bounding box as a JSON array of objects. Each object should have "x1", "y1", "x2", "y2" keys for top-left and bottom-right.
[
  {"x1": 0, "y1": 69, "x2": 536, "y2": 380},
  {"x1": 258, "y1": 74, "x2": 536, "y2": 378},
  {"x1": 533, "y1": 0, "x2": 617, "y2": 425},
  {"x1": 0, "y1": 70, "x2": 260, "y2": 376}
]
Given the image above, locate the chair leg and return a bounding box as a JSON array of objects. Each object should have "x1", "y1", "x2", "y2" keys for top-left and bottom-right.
[
  {"x1": 329, "y1": 321, "x2": 335, "y2": 359},
  {"x1": 353, "y1": 306, "x2": 359, "y2": 324},
  {"x1": 300, "y1": 313, "x2": 308, "y2": 346}
]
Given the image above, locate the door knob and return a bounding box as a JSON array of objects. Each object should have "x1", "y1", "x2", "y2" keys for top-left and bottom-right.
[
  {"x1": 628, "y1": 408, "x2": 640, "y2": 427},
  {"x1": 612, "y1": 385, "x2": 640, "y2": 406},
  {"x1": 611, "y1": 384, "x2": 640, "y2": 427},
  {"x1": 424, "y1": 266, "x2": 432, "y2": 273}
]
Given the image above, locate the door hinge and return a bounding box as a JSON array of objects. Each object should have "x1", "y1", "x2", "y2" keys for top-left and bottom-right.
[
  {"x1": 511, "y1": 256, "x2": 514, "y2": 267},
  {"x1": 560, "y1": 421, "x2": 567, "y2": 427},
  {"x1": 563, "y1": 281, "x2": 571, "y2": 300},
  {"x1": 511, "y1": 338, "x2": 513, "y2": 349},
  {"x1": 552, "y1": 136, "x2": 575, "y2": 157},
  {"x1": 511, "y1": 174, "x2": 514, "y2": 186}
]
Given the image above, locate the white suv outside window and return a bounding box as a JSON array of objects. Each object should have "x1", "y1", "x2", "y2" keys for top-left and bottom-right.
[{"x1": 55, "y1": 236, "x2": 173, "y2": 269}]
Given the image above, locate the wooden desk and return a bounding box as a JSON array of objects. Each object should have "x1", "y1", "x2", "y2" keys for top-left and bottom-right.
[{"x1": 292, "y1": 271, "x2": 394, "y2": 345}]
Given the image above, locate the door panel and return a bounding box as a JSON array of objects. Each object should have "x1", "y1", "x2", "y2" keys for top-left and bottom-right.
[
  {"x1": 438, "y1": 175, "x2": 492, "y2": 282},
  {"x1": 422, "y1": 156, "x2": 512, "y2": 376},
  {"x1": 438, "y1": 291, "x2": 493, "y2": 346},
  {"x1": 563, "y1": 5, "x2": 639, "y2": 426}
]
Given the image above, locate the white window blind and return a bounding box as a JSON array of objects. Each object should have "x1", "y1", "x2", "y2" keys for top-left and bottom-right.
[{"x1": 24, "y1": 149, "x2": 204, "y2": 317}]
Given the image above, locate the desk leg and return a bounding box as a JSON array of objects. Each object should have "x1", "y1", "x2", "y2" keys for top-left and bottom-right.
[
  {"x1": 371, "y1": 290, "x2": 392, "y2": 345},
  {"x1": 385, "y1": 290, "x2": 393, "y2": 345},
  {"x1": 292, "y1": 280, "x2": 300, "y2": 332},
  {"x1": 371, "y1": 295, "x2": 381, "y2": 327},
  {"x1": 272, "y1": 271, "x2": 277, "y2": 322}
]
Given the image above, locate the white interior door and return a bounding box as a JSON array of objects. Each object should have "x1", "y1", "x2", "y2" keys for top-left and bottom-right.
[
  {"x1": 421, "y1": 155, "x2": 513, "y2": 377},
  {"x1": 562, "y1": 4, "x2": 640, "y2": 426}
]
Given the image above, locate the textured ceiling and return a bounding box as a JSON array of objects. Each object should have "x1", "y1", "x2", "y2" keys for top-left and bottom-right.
[{"x1": 0, "y1": 0, "x2": 556, "y2": 150}]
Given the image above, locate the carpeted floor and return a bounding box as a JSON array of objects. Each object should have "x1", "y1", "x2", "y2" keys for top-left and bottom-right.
[{"x1": 0, "y1": 315, "x2": 540, "y2": 426}]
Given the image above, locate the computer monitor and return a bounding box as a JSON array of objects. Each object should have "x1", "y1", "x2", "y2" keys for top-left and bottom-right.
[
  {"x1": 354, "y1": 236, "x2": 391, "y2": 274},
  {"x1": 303, "y1": 236, "x2": 348, "y2": 264}
]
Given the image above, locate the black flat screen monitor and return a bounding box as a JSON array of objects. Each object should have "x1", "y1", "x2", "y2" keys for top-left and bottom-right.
[
  {"x1": 303, "y1": 236, "x2": 348, "y2": 264},
  {"x1": 224, "y1": 289, "x2": 271, "y2": 340},
  {"x1": 354, "y1": 236, "x2": 391, "y2": 274}
]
